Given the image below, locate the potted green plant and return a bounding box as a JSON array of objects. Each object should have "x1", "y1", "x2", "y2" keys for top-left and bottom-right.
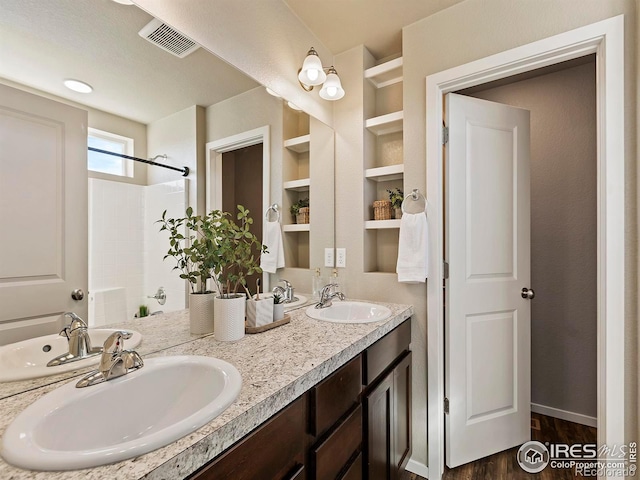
[
  {"x1": 387, "y1": 188, "x2": 404, "y2": 219},
  {"x1": 211, "y1": 205, "x2": 266, "y2": 341},
  {"x1": 158, "y1": 207, "x2": 225, "y2": 334},
  {"x1": 290, "y1": 197, "x2": 309, "y2": 224},
  {"x1": 272, "y1": 293, "x2": 284, "y2": 321}
]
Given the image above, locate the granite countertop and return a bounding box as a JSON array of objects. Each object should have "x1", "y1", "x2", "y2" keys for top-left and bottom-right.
[{"x1": 0, "y1": 300, "x2": 413, "y2": 480}]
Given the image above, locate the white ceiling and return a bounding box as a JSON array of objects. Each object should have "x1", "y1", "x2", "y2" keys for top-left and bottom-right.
[
  {"x1": 0, "y1": 0, "x2": 259, "y2": 124},
  {"x1": 283, "y1": 0, "x2": 466, "y2": 59},
  {"x1": 0, "y1": 0, "x2": 464, "y2": 125}
]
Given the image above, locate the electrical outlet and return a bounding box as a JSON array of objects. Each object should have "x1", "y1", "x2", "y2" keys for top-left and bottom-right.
[
  {"x1": 336, "y1": 248, "x2": 346, "y2": 268},
  {"x1": 324, "y1": 248, "x2": 335, "y2": 267}
]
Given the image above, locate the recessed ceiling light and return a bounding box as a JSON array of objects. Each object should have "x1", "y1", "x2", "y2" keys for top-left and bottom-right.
[
  {"x1": 265, "y1": 87, "x2": 281, "y2": 98},
  {"x1": 63, "y1": 79, "x2": 93, "y2": 93},
  {"x1": 287, "y1": 101, "x2": 302, "y2": 111},
  {"x1": 111, "y1": 0, "x2": 135, "y2": 4}
]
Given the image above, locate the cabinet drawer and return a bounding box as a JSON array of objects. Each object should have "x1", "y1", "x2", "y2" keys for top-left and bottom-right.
[
  {"x1": 363, "y1": 319, "x2": 411, "y2": 385},
  {"x1": 310, "y1": 355, "x2": 362, "y2": 437},
  {"x1": 313, "y1": 405, "x2": 362, "y2": 480},
  {"x1": 341, "y1": 452, "x2": 362, "y2": 480},
  {"x1": 190, "y1": 395, "x2": 306, "y2": 480}
]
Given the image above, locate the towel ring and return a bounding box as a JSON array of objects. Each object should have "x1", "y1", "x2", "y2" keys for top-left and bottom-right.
[
  {"x1": 265, "y1": 204, "x2": 280, "y2": 223},
  {"x1": 401, "y1": 189, "x2": 427, "y2": 214}
]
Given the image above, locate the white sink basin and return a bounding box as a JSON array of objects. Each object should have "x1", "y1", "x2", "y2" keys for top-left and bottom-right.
[
  {"x1": 1, "y1": 355, "x2": 242, "y2": 471},
  {"x1": 0, "y1": 329, "x2": 143, "y2": 383},
  {"x1": 305, "y1": 301, "x2": 391, "y2": 323}
]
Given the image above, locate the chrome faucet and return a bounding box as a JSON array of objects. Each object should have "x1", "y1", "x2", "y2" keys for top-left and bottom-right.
[
  {"x1": 315, "y1": 283, "x2": 345, "y2": 309},
  {"x1": 47, "y1": 312, "x2": 102, "y2": 367},
  {"x1": 272, "y1": 279, "x2": 297, "y2": 303},
  {"x1": 76, "y1": 331, "x2": 144, "y2": 388}
]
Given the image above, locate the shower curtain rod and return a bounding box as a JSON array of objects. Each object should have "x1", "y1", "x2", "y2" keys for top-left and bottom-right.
[{"x1": 88, "y1": 147, "x2": 190, "y2": 177}]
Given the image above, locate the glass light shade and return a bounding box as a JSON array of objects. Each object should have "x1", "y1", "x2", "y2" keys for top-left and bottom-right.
[
  {"x1": 298, "y1": 51, "x2": 326, "y2": 86},
  {"x1": 319, "y1": 71, "x2": 345, "y2": 101}
]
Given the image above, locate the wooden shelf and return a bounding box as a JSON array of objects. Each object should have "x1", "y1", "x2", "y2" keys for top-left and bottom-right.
[
  {"x1": 283, "y1": 178, "x2": 310, "y2": 191},
  {"x1": 365, "y1": 111, "x2": 403, "y2": 136},
  {"x1": 284, "y1": 134, "x2": 310, "y2": 153},
  {"x1": 283, "y1": 224, "x2": 310, "y2": 232},
  {"x1": 365, "y1": 219, "x2": 401, "y2": 230},
  {"x1": 364, "y1": 57, "x2": 403, "y2": 88},
  {"x1": 365, "y1": 164, "x2": 404, "y2": 182}
]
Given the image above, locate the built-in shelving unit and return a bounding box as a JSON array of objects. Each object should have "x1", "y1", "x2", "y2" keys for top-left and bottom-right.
[
  {"x1": 364, "y1": 56, "x2": 403, "y2": 88},
  {"x1": 283, "y1": 134, "x2": 310, "y2": 153},
  {"x1": 365, "y1": 219, "x2": 402, "y2": 230},
  {"x1": 283, "y1": 223, "x2": 311, "y2": 232},
  {"x1": 283, "y1": 178, "x2": 311, "y2": 191},
  {"x1": 282, "y1": 105, "x2": 311, "y2": 269},
  {"x1": 365, "y1": 164, "x2": 404, "y2": 182},
  {"x1": 365, "y1": 111, "x2": 403, "y2": 136},
  {"x1": 364, "y1": 56, "x2": 404, "y2": 273}
]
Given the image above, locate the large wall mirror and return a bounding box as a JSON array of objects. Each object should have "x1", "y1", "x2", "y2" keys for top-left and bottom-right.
[{"x1": 0, "y1": 0, "x2": 334, "y2": 396}]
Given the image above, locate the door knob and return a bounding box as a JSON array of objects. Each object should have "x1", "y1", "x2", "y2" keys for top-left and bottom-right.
[
  {"x1": 71, "y1": 288, "x2": 85, "y2": 301},
  {"x1": 521, "y1": 287, "x2": 535, "y2": 300}
]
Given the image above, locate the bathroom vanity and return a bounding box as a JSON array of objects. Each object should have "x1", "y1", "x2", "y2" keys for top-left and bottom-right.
[{"x1": 0, "y1": 301, "x2": 413, "y2": 479}]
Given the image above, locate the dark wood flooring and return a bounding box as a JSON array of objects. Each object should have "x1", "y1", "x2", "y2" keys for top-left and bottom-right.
[{"x1": 401, "y1": 413, "x2": 596, "y2": 480}]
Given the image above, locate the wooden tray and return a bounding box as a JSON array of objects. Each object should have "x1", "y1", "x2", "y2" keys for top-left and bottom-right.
[{"x1": 245, "y1": 314, "x2": 291, "y2": 334}]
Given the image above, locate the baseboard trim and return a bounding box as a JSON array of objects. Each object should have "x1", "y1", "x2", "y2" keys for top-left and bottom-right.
[
  {"x1": 406, "y1": 458, "x2": 429, "y2": 478},
  {"x1": 531, "y1": 403, "x2": 597, "y2": 428}
]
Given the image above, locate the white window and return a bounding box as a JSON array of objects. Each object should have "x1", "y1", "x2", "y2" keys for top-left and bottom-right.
[{"x1": 87, "y1": 128, "x2": 134, "y2": 177}]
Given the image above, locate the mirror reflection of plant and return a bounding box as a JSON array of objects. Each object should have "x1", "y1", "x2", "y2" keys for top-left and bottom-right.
[
  {"x1": 290, "y1": 197, "x2": 309, "y2": 216},
  {"x1": 157, "y1": 207, "x2": 223, "y2": 294},
  {"x1": 214, "y1": 205, "x2": 267, "y2": 298}
]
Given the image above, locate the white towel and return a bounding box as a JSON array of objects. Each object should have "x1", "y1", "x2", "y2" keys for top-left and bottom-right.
[
  {"x1": 260, "y1": 221, "x2": 285, "y2": 273},
  {"x1": 396, "y1": 212, "x2": 429, "y2": 283}
]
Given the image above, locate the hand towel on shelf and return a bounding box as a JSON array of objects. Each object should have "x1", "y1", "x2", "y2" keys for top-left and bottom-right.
[
  {"x1": 260, "y1": 220, "x2": 285, "y2": 273},
  {"x1": 396, "y1": 212, "x2": 429, "y2": 283}
]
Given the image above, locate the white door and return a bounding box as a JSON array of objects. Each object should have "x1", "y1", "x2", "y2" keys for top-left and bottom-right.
[
  {"x1": 445, "y1": 93, "x2": 531, "y2": 467},
  {"x1": 0, "y1": 84, "x2": 88, "y2": 345}
]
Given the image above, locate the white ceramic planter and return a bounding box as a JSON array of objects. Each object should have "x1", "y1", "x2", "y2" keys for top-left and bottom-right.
[
  {"x1": 246, "y1": 297, "x2": 274, "y2": 328},
  {"x1": 188, "y1": 293, "x2": 215, "y2": 335},
  {"x1": 214, "y1": 294, "x2": 246, "y2": 341}
]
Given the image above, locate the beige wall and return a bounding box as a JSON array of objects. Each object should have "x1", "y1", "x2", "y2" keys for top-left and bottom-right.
[
  {"x1": 0, "y1": 77, "x2": 148, "y2": 185},
  {"x1": 147, "y1": 105, "x2": 206, "y2": 214},
  {"x1": 469, "y1": 61, "x2": 598, "y2": 418}
]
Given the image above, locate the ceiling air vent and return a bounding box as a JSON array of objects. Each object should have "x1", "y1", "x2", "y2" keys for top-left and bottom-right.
[{"x1": 138, "y1": 18, "x2": 200, "y2": 58}]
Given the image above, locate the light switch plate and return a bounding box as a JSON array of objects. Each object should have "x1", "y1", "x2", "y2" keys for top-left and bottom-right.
[
  {"x1": 336, "y1": 248, "x2": 346, "y2": 268},
  {"x1": 324, "y1": 248, "x2": 334, "y2": 267}
]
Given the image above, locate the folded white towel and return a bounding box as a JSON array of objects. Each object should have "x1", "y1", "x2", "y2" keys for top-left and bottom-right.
[
  {"x1": 396, "y1": 212, "x2": 429, "y2": 283},
  {"x1": 260, "y1": 220, "x2": 285, "y2": 273}
]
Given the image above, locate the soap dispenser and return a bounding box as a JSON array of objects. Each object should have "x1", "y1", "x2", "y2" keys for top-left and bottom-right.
[
  {"x1": 312, "y1": 268, "x2": 324, "y2": 300},
  {"x1": 330, "y1": 268, "x2": 345, "y2": 296}
]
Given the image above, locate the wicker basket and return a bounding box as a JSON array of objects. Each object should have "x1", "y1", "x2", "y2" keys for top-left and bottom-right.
[
  {"x1": 296, "y1": 207, "x2": 310, "y2": 224},
  {"x1": 373, "y1": 200, "x2": 392, "y2": 220}
]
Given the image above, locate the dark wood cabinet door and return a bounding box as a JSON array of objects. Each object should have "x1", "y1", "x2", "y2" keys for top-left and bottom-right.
[
  {"x1": 393, "y1": 352, "x2": 412, "y2": 477},
  {"x1": 190, "y1": 395, "x2": 306, "y2": 480},
  {"x1": 365, "y1": 371, "x2": 393, "y2": 480}
]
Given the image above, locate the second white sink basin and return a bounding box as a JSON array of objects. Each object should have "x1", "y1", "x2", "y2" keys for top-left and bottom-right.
[
  {"x1": 0, "y1": 329, "x2": 143, "y2": 383},
  {"x1": 305, "y1": 301, "x2": 391, "y2": 323},
  {"x1": 1, "y1": 355, "x2": 242, "y2": 471}
]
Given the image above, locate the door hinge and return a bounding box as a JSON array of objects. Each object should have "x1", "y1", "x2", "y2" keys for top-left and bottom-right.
[
  {"x1": 443, "y1": 261, "x2": 449, "y2": 280},
  {"x1": 444, "y1": 397, "x2": 450, "y2": 415},
  {"x1": 442, "y1": 126, "x2": 449, "y2": 145}
]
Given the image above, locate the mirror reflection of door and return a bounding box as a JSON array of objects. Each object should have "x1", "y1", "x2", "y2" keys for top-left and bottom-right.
[{"x1": 221, "y1": 144, "x2": 263, "y2": 296}]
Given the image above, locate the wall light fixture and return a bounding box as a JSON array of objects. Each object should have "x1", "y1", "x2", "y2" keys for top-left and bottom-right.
[{"x1": 298, "y1": 47, "x2": 345, "y2": 101}]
